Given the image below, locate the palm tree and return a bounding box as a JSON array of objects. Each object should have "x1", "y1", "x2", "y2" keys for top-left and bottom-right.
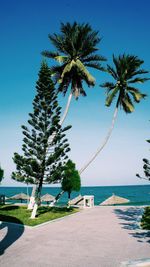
[
  {"x1": 42, "y1": 21, "x2": 106, "y2": 124},
  {"x1": 80, "y1": 54, "x2": 149, "y2": 173}
]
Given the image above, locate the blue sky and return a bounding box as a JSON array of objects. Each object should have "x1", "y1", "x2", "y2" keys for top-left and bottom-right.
[{"x1": 0, "y1": 0, "x2": 150, "y2": 186}]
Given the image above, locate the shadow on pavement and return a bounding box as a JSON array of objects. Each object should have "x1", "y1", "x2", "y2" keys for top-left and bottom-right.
[
  {"x1": 0, "y1": 216, "x2": 24, "y2": 255},
  {"x1": 114, "y1": 207, "x2": 150, "y2": 244}
]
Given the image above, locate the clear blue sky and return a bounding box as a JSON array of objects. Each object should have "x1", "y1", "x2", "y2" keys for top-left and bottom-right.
[{"x1": 0, "y1": 0, "x2": 150, "y2": 186}]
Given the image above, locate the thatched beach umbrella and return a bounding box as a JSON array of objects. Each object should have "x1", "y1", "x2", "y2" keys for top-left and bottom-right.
[
  {"x1": 9, "y1": 193, "x2": 29, "y2": 203},
  {"x1": 69, "y1": 195, "x2": 84, "y2": 206},
  {"x1": 41, "y1": 194, "x2": 55, "y2": 204},
  {"x1": 100, "y1": 193, "x2": 130, "y2": 206}
]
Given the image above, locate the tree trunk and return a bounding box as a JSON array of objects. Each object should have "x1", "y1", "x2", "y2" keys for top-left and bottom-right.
[
  {"x1": 28, "y1": 93, "x2": 73, "y2": 208},
  {"x1": 49, "y1": 190, "x2": 64, "y2": 206},
  {"x1": 28, "y1": 185, "x2": 36, "y2": 210},
  {"x1": 67, "y1": 191, "x2": 71, "y2": 208},
  {"x1": 30, "y1": 182, "x2": 42, "y2": 219},
  {"x1": 60, "y1": 92, "x2": 73, "y2": 125},
  {"x1": 79, "y1": 107, "x2": 118, "y2": 174}
]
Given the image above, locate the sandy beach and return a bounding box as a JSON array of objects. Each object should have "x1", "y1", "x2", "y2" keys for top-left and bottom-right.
[{"x1": 0, "y1": 206, "x2": 150, "y2": 267}]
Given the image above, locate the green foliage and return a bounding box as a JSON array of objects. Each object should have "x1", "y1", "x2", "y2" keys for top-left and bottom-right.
[
  {"x1": 42, "y1": 21, "x2": 106, "y2": 98},
  {"x1": 141, "y1": 207, "x2": 150, "y2": 230},
  {"x1": 61, "y1": 160, "x2": 81, "y2": 199},
  {"x1": 136, "y1": 134, "x2": 150, "y2": 181},
  {"x1": 101, "y1": 54, "x2": 148, "y2": 113},
  {"x1": 12, "y1": 62, "x2": 71, "y2": 196},
  {"x1": 0, "y1": 205, "x2": 78, "y2": 226},
  {"x1": 0, "y1": 166, "x2": 4, "y2": 183}
]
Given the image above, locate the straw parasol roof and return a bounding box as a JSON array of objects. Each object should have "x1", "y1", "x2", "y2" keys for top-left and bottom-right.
[
  {"x1": 100, "y1": 193, "x2": 130, "y2": 206},
  {"x1": 41, "y1": 193, "x2": 55, "y2": 203},
  {"x1": 9, "y1": 193, "x2": 29, "y2": 203},
  {"x1": 69, "y1": 195, "x2": 84, "y2": 206}
]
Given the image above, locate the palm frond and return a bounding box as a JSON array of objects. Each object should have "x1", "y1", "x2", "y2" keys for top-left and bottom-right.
[
  {"x1": 71, "y1": 78, "x2": 86, "y2": 98},
  {"x1": 60, "y1": 60, "x2": 75, "y2": 82},
  {"x1": 132, "y1": 69, "x2": 149, "y2": 76},
  {"x1": 48, "y1": 34, "x2": 65, "y2": 54},
  {"x1": 82, "y1": 54, "x2": 106, "y2": 63},
  {"x1": 128, "y1": 87, "x2": 147, "y2": 103},
  {"x1": 102, "y1": 53, "x2": 148, "y2": 111},
  {"x1": 75, "y1": 59, "x2": 95, "y2": 85},
  {"x1": 41, "y1": 51, "x2": 60, "y2": 59},
  {"x1": 101, "y1": 82, "x2": 115, "y2": 90},
  {"x1": 122, "y1": 94, "x2": 134, "y2": 113},
  {"x1": 42, "y1": 22, "x2": 106, "y2": 96},
  {"x1": 85, "y1": 62, "x2": 105, "y2": 71},
  {"x1": 128, "y1": 77, "x2": 150, "y2": 84},
  {"x1": 57, "y1": 77, "x2": 71, "y2": 96},
  {"x1": 107, "y1": 65, "x2": 118, "y2": 80},
  {"x1": 50, "y1": 65, "x2": 66, "y2": 81},
  {"x1": 112, "y1": 54, "x2": 121, "y2": 77},
  {"x1": 105, "y1": 86, "x2": 119, "y2": 107}
]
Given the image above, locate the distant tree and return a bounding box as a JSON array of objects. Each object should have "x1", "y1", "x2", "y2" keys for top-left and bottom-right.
[
  {"x1": 12, "y1": 62, "x2": 71, "y2": 218},
  {"x1": 136, "y1": 138, "x2": 150, "y2": 181},
  {"x1": 61, "y1": 160, "x2": 81, "y2": 206},
  {"x1": 0, "y1": 166, "x2": 4, "y2": 184}
]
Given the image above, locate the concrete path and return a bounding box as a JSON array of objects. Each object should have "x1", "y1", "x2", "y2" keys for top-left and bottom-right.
[{"x1": 0, "y1": 206, "x2": 150, "y2": 267}]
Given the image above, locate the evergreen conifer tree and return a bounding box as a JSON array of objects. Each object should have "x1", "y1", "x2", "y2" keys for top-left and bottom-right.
[
  {"x1": 12, "y1": 62, "x2": 71, "y2": 216},
  {"x1": 0, "y1": 166, "x2": 4, "y2": 184},
  {"x1": 136, "y1": 138, "x2": 150, "y2": 181}
]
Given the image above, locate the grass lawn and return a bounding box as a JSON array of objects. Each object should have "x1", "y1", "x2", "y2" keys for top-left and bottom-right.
[
  {"x1": 141, "y1": 206, "x2": 150, "y2": 230},
  {"x1": 0, "y1": 205, "x2": 79, "y2": 227}
]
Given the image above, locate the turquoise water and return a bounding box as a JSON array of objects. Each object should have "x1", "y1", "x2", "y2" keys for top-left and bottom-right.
[{"x1": 0, "y1": 185, "x2": 150, "y2": 206}]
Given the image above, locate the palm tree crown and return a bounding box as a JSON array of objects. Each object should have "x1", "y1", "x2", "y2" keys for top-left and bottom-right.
[
  {"x1": 101, "y1": 54, "x2": 149, "y2": 112},
  {"x1": 42, "y1": 22, "x2": 106, "y2": 98}
]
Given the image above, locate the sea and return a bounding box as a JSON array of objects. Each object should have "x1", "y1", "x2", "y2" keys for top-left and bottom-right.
[{"x1": 0, "y1": 185, "x2": 150, "y2": 206}]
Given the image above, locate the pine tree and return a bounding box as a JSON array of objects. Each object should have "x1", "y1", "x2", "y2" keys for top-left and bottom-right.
[
  {"x1": 12, "y1": 62, "x2": 71, "y2": 214},
  {"x1": 61, "y1": 160, "x2": 81, "y2": 206},
  {"x1": 136, "y1": 137, "x2": 150, "y2": 181}
]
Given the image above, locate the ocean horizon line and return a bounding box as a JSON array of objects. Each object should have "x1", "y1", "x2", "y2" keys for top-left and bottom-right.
[{"x1": 1, "y1": 184, "x2": 150, "y2": 188}]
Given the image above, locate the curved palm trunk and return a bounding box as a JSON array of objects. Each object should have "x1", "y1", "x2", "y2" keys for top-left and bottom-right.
[
  {"x1": 60, "y1": 92, "x2": 73, "y2": 125},
  {"x1": 49, "y1": 190, "x2": 65, "y2": 206},
  {"x1": 28, "y1": 93, "x2": 73, "y2": 209},
  {"x1": 79, "y1": 107, "x2": 118, "y2": 174}
]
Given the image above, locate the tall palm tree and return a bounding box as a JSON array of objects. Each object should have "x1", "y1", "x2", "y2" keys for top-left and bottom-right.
[
  {"x1": 42, "y1": 21, "x2": 106, "y2": 124},
  {"x1": 80, "y1": 54, "x2": 149, "y2": 173},
  {"x1": 33, "y1": 22, "x2": 106, "y2": 206}
]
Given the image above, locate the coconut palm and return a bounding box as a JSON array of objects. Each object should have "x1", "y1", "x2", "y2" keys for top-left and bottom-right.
[
  {"x1": 28, "y1": 22, "x2": 106, "y2": 209},
  {"x1": 80, "y1": 54, "x2": 149, "y2": 173},
  {"x1": 42, "y1": 21, "x2": 106, "y2": 124}
]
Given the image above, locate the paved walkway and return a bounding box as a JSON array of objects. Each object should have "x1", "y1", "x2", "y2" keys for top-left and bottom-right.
[{"x1": 0, "y1": 206, "x2": 150, "y2": 267}]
